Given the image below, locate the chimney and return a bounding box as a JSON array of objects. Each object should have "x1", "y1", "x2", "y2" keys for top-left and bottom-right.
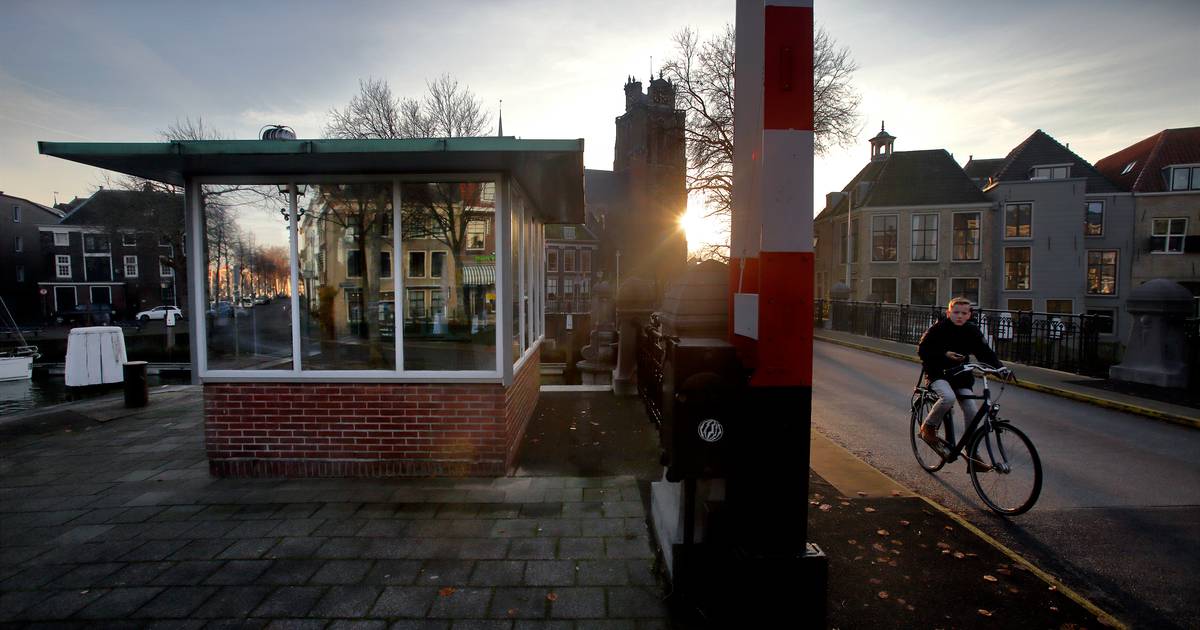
[
  {"x1": 854, "y1": 181, "x2": 872, "y2": 206},
  {"x1": 825, "y1": 191, "x2": 845, "y2": 210}
]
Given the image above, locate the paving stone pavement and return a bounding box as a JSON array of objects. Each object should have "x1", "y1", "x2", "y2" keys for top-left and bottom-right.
[{"x1": 0, "y1": 389, "x2": 670, "y2": 628}]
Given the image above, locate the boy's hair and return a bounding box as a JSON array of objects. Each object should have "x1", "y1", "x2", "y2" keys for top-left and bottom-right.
[{"x1": 947, "y1": 297, "x2": 973, "y2": 310}]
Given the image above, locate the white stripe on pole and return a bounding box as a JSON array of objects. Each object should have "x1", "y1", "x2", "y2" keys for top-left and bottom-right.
[
  {"x1": 731, "y1": 0, "x2": 765, "y2": 261},
  {"x1": 767, "y1": 0, "x2": 812, "y2": 7},
  {"x1": 760, "y1": 129, "x2": 814, "y2": 253}
]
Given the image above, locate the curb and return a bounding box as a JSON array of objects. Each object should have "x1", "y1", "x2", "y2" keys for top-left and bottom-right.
[
  {"x1": 815, "y1": 335, "x2": 1200, "y2": 430},
  {"x1": 917, "y1": 496, "x2": 1126, "y2": 629}
]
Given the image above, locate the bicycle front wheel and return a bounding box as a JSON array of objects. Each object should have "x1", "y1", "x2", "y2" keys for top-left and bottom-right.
[
  {"x1": 968, "y1": 422, "x2": 1042, "y2": 515},
  {"x1": 909, "y1": 394, "x2": 946, "y2": 473}
]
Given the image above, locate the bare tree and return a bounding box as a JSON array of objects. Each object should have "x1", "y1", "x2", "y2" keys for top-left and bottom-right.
[
  {"x1": 662, "y1": 24, "x2": 862, "y2": 258},
  {"x1": 325, "y1": 75, "x2": 491, "y2": 140}
]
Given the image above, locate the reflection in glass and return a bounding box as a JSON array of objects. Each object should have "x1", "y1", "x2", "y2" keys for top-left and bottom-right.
[
  {"x1": 297, "y1": 182, "x2": 395, "y2": 370},
  {"x1": 203, "y1": 185, "x2": 294, "y2": 370},
  {"x1": 400, "y1": 182, "x2": 497, "y2": 370},
  {"x1": 510, "y1": 185, "x2": 522, "y2": 361}
]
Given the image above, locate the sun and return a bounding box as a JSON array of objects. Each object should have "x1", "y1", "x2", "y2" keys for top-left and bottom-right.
[{"x1": 679, "y1": 196, "x2": 728, "y2": 258}]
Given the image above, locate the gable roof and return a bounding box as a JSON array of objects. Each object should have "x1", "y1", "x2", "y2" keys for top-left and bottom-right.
[
  {"x1": 963, "y1": 158, "x2": 1004, "y2": 181},
  {"x1": 816, "y1": 149, "x2": 986, "y2": 220},
  {"x1": 989, "y1": 129, "x2": 1122, "y2": 193},
  {"x1": 60, "y1": 189, "x2": 184, "y2": 226},
  {"x1": 0, "y1": 192, "x2": 65, "y2": 219},
  {"x1": 1094, "y1": 126, "x2": 1200, "y2": 193}
]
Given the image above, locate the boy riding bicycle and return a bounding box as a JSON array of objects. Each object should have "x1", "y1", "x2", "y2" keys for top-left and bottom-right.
[{"x1": 917, "y1": 297, "x2": 1009, "y2": 454}]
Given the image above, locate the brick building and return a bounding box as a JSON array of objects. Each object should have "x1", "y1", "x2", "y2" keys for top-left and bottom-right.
[{"x1": 0, "y1": 192, "x2": 63, "y2": 324}]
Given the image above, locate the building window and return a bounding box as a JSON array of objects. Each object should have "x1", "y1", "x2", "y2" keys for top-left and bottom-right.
[
  {"x1": 379, "y1": 251, "x2": 392, "y2": 278},
  {"x1": 407, "y1": 288, "x2": 426, "y2": 319},
  {"x1": 1005, "y1": 203, "x2": 1032, "y2": 239},
  {"x1": 563, "y1": 226, "x2": 576, "y2": 239},
  {"x1": 83, "y1": 234, "x2": 111, "y2": 252},
  {"x1": 547, "y1": 248, "x2": 558, "y2": 271},
  {"x1": 951, "y1": 278, "x2": 980, "y2": 307},
  {"x1": 840, "y1": 218, "x2": 861, "y2": 263},
  {"x1": 56, "y1": 255, "x2": 71, "y2": 278},
  {"x1": 580, "y1": 276, "x2": 590, "y2": 298},
  {"x1": 563, "y1": 277, "x2": 574, "y2": 295},
  {"x1": 870, "y1": 278, "x2": 897, "y2": 303},
  {"x1": 1085, "y1": 201, "x2": 1104, "y2": 236},
  {"x1": 1032, "y1": 165, "x2": 1069, "y2": 179},
  {"x1": 1168, "y1": 165, "x2": 1200, "y2": 191},
  {"x1": 161, "y1": 283, "x2": 176, "y2": 304},
  {"x1": 1008, "y1": 299, "x2": 1033, "y2": 312},
  {"x1": 14, "y1": 236, "x2": 22, "y2": 253},
  {"x1": 53, "y1": 232, "x2": 69, "y2": 247},
  {"x1": 871, "y1": 215, "x2": 897, "y2": 261},
  {"x1": 347, "y1": 249, "x2": 363, "y2": 277},
  {"x1": 430, "y1": 289, "x2": 445, "y2": 318},
  {"x1": 122, "y1": 233, "x2": 137, "y2": 246},
  {"x1": 467, "y1": 220, "x2": 487, "y2": 250},
  {"x1": 1004, "y1": 247, "x2": 1031, "y2": 290},
  {"x1": 1086, "y1": 250, "x2": 1118, "y2": 295},
  {"x1": 564, "y1": 249, "x2": 576, "y2": 272},
  {"x1": 431, "y1": 251, "x2": 446, "y2": 278},
  {"x1": 952, "y1": 212, "x2": 980, "y2": 261},
  {"x1": 1087, "y1": 308, "x2": 1116, "y2": 335},
  {"x1": 910, "y1": 278, "x2": 938, "y2": 305},
  {"x1": 581, "y1": 249, "x2": 592, "y2": 273},
  {"x1": 408, "y1": 250, "x2": 426, "y2": 277},
  {"x1": 16, "y1": 265, "x2": 24, "y2": 282},
  {"x1": 911, "y1": 214, "x2": 938, "y2": 261},
  {"x1": 1046, "y1": 299, "x2": 1073, "y2": 315},
  {"x1": 124, "y1": 255, "x2": 139, "y2": 278},
  {"x1": 1120, "y1": 161, "x2": 1136, "y2": 175},
  {"x1": 12, "y1": 205, "x2": 19, "y2": 223},
  {"x1": 1151, "y1": 218, "x2": 1187, "y2": 253},
  {"x1": 159, "y1": 260, "x2": 174, "y2": 278},
  {"x1": 547, "y1": 277, "x2": 558, "y2": 300}
]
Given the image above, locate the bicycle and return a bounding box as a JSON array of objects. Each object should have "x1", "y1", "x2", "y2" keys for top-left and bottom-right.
[{"x1": 909, "y1": 363, "x2": 1042, "y2": 515}]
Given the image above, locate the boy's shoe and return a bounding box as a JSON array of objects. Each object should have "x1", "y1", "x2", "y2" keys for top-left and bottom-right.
[{"x1": 918, "y1": 425, "x2": 947, "y2": 457}]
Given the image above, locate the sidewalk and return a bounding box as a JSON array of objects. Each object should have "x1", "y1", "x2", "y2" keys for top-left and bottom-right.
[
  {"x1": 0, "y1": 386, "x2": 1122, "y2": 628},
  {"x1": 815, "y1": 327, "x2": 1200, "y2": 429}
]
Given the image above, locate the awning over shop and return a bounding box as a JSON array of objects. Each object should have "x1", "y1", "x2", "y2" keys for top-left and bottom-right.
[
  {"x1": 38, "y1": 137, "x2": 585, "y2": 223},
  {"x1": 462, "y1": 264, "x2": 496, "y2": 286}
]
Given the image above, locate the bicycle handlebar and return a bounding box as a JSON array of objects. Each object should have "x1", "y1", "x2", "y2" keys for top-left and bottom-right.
[{"x1": 952, "y1": 363, "x2": 1017, "y2": 381}]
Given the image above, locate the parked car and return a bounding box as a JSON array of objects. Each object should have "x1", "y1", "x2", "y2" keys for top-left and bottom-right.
[
  {"x1": 254, "y1": 295, "x2": 271, "y2": 305},
  {"x1": 135, "y1": 306, "x2": 184, "y2": 322},
  {"x1": 53, "y1": 303, "x2": 113, "y2": 326},
  {"x1": 207, "y1": 301, "x2": 234, "y2": 318},
  {"x1": 240, "y1": 297, "x2": 254, "y2": 309}
]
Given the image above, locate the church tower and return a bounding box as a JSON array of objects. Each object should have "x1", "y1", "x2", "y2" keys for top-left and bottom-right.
[{"x1": 610, "y1": 74, "x2": 688, "y2": 297}]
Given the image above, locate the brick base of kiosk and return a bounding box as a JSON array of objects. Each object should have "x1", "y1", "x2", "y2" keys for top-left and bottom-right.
[{"x1": 205, "y1": 349, "x2": 540, "y2": 478}]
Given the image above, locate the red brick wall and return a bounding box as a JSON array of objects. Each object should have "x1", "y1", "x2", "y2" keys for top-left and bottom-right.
[
  {"x1": 204, "y1": 382, "x2": 514, "y2": 478},
  {"x1": 504, "y1": 347, "x2": 541, "y2": 471}
]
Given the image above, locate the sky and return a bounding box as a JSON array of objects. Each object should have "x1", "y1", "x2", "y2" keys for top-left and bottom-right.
[{"x1": 2, "y1": 0, "x2": 1197, "y2": 254}]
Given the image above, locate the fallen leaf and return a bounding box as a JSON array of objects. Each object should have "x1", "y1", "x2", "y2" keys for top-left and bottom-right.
[
  {"x1": 978, "y1": 609, "x2": 993, "y2": 617},
  {"x1": 897, "y1": 598, "x2": 906, "y2": 605},
  {"x1": 877, "y1": 591, "x2": 889, "y2": 600},
  {"x1": 890, "y1": 539, "x2": 903, "y2": 546},
  {"x1": 944, "y1": 525, "x2": 954, "y2": 531},
  {"x1": 997, "y1": 568, "x2": 1012, "y2": 576},
  {"x1": 864, "y1": 507, "x2": 877, "y2": 513},
  {"x1": 877, "y1": 529, "x2": 890, "y2": 536},
  {"x1": 847, "y1": 539, "x2": 857, "y2": 545},
  {"x1": 546, "y1": 592, "x2": 558, "y2": 601},
  {"x1": 953, "y1": 552, "x2": 965, "y2": 559},
  {"x1": 906, "y1": 604, "x2": 916, "y2": 611},
  {"x1": 899, "y1": 520, "x2": 911, "y2": 527},
  {"x1": 936, "y1": 542, "x2": 951, "y2": 550},
  {"x1": 1048, "y1": 585, "x2": 1057, "y2": 591},
  {"x1": 439, "y1": 587, "x2": 456, "y2": 597},
  {"x1": 873, "y1": 543, "x2": 887, "y2": 553},
  {"x1": 888, "y1": 560, "x2": 898, "y2": 567},
  {"x1": 819, "y1": 504, "x2": 833, "y2": 512},
  {"x1": 1008, "y1": 587, "x2": 1019, "y2": 594},
  {"x1": 869, "y1": 578, "x2": 882, "y2": 585},
  {"x1": 507, "y1": 608, "x2": 518, "y2": 617},
  {"x1": 1050, "y1": 606, "x2": 1058, "y2": 612},
  {"x1": 891, "y1": 490, "x2": 902, "y2": 496},
  {"x1": 840, "y1": 501, "x2": 851, "y2": 507},
  {"x1": 856, "y1": 491, "x2": 867, "y2": 497},
  {"x1": 853, "y1": 555, "x2": 863, "y2": 561},
  {"x1": 983, "y1": 575, "x2": 998, "y2": 582}
]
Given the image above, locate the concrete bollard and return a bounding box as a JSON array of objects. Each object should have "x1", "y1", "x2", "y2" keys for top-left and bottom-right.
[{"x1": 123, "y1": 361, "x2": 149, "y2": 408}]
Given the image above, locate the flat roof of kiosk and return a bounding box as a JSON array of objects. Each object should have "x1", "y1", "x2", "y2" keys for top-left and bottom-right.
[{"x1": 39, "y1": 137, "x2": 585, "y2": 223}]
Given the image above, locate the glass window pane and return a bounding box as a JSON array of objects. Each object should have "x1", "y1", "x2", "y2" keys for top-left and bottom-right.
[
  {"x1": 951, "y1": 278, "x2": 979, "y2": 306},
  {"x1": 400, "y1": 181, "x2": 496, "y2": 371},
  {"x1": 510, "y1": 184, "x2": 522, "y2": 360},
  {"x1": 1172, "y1": 168, "x2": 1189, "y2": 190},
  {"x1": 1169, "y1": 218, "x2": 1186, "y2": 235},
  {"x1": 296, "y1": 181, "x2": 395, "y2": 370},
  {"x1": 203, "y1": 184, "x2": 294, "y2": 370},
  {"x1": 1085, "y1": 202, "x2": 1103, "y2": 236}
]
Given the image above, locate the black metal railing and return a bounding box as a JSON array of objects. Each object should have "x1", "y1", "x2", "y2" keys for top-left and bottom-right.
[
  {"x1": 1187, "y1": 317, "x2": 1200, "y2": 390},
  {"x1": 546, "y1": 298, "x2": 592, "y2": 314},
  {"x1": 636, "y1": 318, "x2": 668, "y2": 428},
  {"x1": 814, "y1": 299, "x2": 1110, "y2": 377}
]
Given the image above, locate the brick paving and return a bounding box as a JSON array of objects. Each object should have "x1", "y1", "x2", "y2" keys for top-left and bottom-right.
[{"x1": 0, "y1": 389, "x2": 669, "y2": 628}]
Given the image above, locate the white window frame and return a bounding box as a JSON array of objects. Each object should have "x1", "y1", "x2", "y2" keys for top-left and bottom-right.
[
  {"x1": 1167, "y1": 164, "x2": 1200, "y2": 191},
  {"x1": 951, "y1": 211, "x2": 982, "y2": 262},
  {"x1": 53, "y1": 286, "x2": 77, "y2": 311},
  {"x1": 159, "y1": 258, "x2": 174, "y2": 278},
  {"x1": 868, "y1": 277, "x2": 898, "y2": 303},
  {"x1": 55, "y1": 254, "x2": 72, "y2": 279},
  {"x1": 910, "y1": 213, "x2": 939, "y2": 262},
  {"x1": 1031, "y1": 163, "x2": 1071, "y2": 180},
  {"x1": 53, "y1": 231, "x2": 69, "y2": 247},
  {"x1": 407, "y1": 249, "x2": 427, "y2": 278},
  {"x1": 12, "y1": 205, "x2": 19, "y2": 223},
  {"x1": 563, "y1": 248, "x2": 576, "y2": 272},
  {"x1": 16, "y1": 265, "x2": 24, "y2": 282},
  {"x1": 908, "y1": 277, "x2": 939, "y2": 306},
  {"x1": 870, "y1": 214, "x2": 899, "y2": 263},
  {"x1": 430, "y1": 250, "x2": 446, "y2": 279},
  {"x1": 1007, "y1": 298, "x2": 1034, "y2": 312},
  {"x1": 950, "y1": 277, "x2": 982, "y2": 308},
  {"x1": 1004, "y1": 202, "x2": 1034, "y2": 240},
  {"x1": 466, "y1": 219, "x2": 487, "y2": 250},
  {"x1": 90, "y1": 286, "x2": 112, "y2": 306},
  {"x1": 581, "y1": 248, "x2": 592, "y2": 273},
  {"x1": 1151, "y1": 217, "x2": 1187, "y2": 254},
  {"x1": 1045, "y1": 298, "x2": 1074, "y2": 315},
  {"x1": 122, "y1": 232, "x2": 137, "y2": 246},
  {"x1": 547, "y1": 277, "x2": 558, "y2": 300},
  {"x1": 124, "y1": 255, "x2": 139, "y2": 278},
  {"x1": 1085, "y1": 249, "x2": 1119, "y2": 297},
  {"x1": 1003, "y1": 246, "x2": 1032, "y2": 292},
  {"x1": 547, "y1": 248, "x2": 559, "y2": 272},
  {"x1": 1087, "y1": 308, "x2": 1118, "y2": 337},
  {"x1": 1084, "y1": 200, "x2": 1105, "y2": 237},
  {"x1": 191, "y1": 172, "x2": 532, "y2": 384}
]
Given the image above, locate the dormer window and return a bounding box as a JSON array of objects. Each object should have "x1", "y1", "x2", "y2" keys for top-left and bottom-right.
[
  {"x1": 1168, "y1": 165, "x2": 1200, "y2": 191},
  {"x1": 1031, "y1": 164, "x2": 1070, "y2": 180}
]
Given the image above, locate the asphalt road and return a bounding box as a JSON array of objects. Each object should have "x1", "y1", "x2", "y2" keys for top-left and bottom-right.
[{"x1": 811, "y1": 341, "x2": 1200, "y2": 629}]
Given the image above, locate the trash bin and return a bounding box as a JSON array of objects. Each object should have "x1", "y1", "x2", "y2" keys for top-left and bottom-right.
[
  {"x1": 65, "y1": 326, "x2": 127, "y2": 387},
  {"x1": 123, "y1": 361, "x2": 148, "y2": 407}
]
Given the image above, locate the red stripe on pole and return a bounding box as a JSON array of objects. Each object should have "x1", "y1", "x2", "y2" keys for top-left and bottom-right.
[
  {"x1": 763, "y1": 6, "x2": 813, "y2": 131},
  {"x1": 750, "y1": 251, "x2": 813, "y2": 387}
]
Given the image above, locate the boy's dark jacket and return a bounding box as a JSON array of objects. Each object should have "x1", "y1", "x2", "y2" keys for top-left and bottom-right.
[{"x1": 918, "y1": 318, "x2": 1002, "y2": 389}]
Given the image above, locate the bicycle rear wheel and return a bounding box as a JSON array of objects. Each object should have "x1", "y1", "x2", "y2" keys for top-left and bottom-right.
[
  {"x1": 909, "y1": 393, "x2": 946, "y2": 473},
  {"x1": 968, "y1": 422, "x2": 1042, "y2": 515}
]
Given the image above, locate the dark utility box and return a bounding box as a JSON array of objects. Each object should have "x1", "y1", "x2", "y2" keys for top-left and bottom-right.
[{"x1": 661, "y1": 337, "x2": 744, "y2": 482}]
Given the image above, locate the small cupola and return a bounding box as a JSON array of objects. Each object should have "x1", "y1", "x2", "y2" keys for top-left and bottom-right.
[{"x1": 869, "y1": 121, "x2": 895, "y2": 161}]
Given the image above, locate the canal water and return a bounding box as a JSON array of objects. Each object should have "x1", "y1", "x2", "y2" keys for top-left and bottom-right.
[{"x1": 0, "y1": 374, "x2": 191, "y2": 417}]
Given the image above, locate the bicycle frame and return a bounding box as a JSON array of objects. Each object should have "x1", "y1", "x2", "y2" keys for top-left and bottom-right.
[{"x1": 914, "y1": 370, "x2": 1001, "y2": 466}]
